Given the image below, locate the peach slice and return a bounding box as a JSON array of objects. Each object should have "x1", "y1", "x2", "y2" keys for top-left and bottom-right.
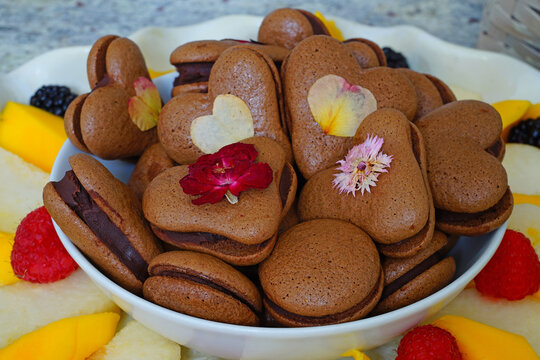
[
  {"x1": 308, "y1": 74, "x2": 377, "y2": 137},
  {"x1": 433, "y1": 315, "x2": 538, "y2": 360},
  {"x1": 0, "y1": 312, "x2": 120, "y2": 360},
  {"x1": 190, "y1": 94, "x2": 255, "y2": 154}
]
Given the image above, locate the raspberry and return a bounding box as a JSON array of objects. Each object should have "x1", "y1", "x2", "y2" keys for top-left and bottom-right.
[
  {"x1": 11, "y1": 207, "x2": 78, "y2": 283},
  {"x1": 475, "y1": 229, "x2": 540, "y2": 300},
  {"x1": 396, "y1": 325, "x2": 462, "y2": 360}
]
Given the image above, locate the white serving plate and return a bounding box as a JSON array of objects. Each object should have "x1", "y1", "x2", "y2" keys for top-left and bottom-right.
[{"x1": 3, "y1": 14, "x2": 538, "y2": 360}]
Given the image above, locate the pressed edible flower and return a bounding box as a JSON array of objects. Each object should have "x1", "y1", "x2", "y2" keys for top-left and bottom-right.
[
  {"x1": 179, "y1": 143, "x2": 273, "y2": 205},
  {"x1": 308, "y1": 74, "x2": 377, "y2": 137},
  {"x1": 333, "y1": 135, "x2": 392, "y2": 196},
  {"x1": 190, "y1": 94, "x2": 255, "y2": 154},
  {"x1": 128, "y1": 77, "x2": 162, "y2": 131}
]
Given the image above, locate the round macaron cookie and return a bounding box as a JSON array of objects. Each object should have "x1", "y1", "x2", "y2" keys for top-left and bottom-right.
[
  {"x1": 372, "y1": 230, "x2": 456, "y2": 315},
  {"x1": 257, "y1": 8, "x2": 330, "y2": 49},
  {"x1": 258, "y1": 219, "x2": 383, "y2": 327},
  {"x1": 43, "y1": 153, "x2": 162, "y2": 294},
  {"x1": 143, "y1": 251, "x2": 262, "y2": 326},
  {"x1": 343, "y1": 38, "x2": 387, "y2": 69},
  {"x1": 357, "y1": 66, "x2": 418, "y2": 121}
]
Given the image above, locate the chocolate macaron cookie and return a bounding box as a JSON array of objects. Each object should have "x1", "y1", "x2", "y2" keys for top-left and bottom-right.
[
  {"x1": 416, "y1": 100, "x2": 512, "y2": 236},
  {"x1": 143, "y1": 137, "x2": 297, "y2": 266},
  {"x1": 298, "y1": 108, "x2": 435, "y2": 258},
  {"x1": 143, "y1": 251, "x2": 262, "y2": 326},
  {"x1": 344, "y1": 38, "x2": 387, "y2": 69},
  {"x1": 128, "y1": 142, "x2": 176, "y2": 200},
  {"x1": 169, "y1": 40, "x2": 289, "y2": 97},
  {"x1": 257, "y1": 8, "x2": 330, "y2": 49},
  {"x1": 372, "y1": 231, "x2": 456, "y2": 315},
  {"x1": 64, "y1": 35, "x2": 158, "y2": 160},
  {"x1": 43, "y1": 153, "x2": 162, "y2": 294},
  {"x1": 281, "y1": 35, "x2": 364, "y2": 179},
  {"x1": 396, "y1": 69, "x2": 456, "y2": 120},
  {"x1": 259, "y1": 219, "x2": 383, "y2": 327},
  {"x1": 160, "y1": 44, "x2": 292, "y2": 164}
]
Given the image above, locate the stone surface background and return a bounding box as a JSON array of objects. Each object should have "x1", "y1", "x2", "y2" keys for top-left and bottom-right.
[{"x1": 0, "y1": 0, "x2": 487, "y2": 74}]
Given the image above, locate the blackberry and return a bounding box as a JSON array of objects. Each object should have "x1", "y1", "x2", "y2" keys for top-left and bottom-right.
[
  {"x1": 383, "y1": 47, "x2": 410, "y2": 69},
  {"x1": 507, "y1": 117, "x2": 540, "y2": 147},
  {"x1": 30, "y1": 85, "x2": 78, "y2": 117}
]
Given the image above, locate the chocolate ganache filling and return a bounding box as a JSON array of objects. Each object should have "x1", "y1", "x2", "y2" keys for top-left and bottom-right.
[
  {"x1": 173, "y1": 62, "x2": 214, "y2": 87},
  {"x1": 436, "y1": 188, "x2": 512, "y2": 227},
  {"x1": 381, "y1": 249, "x2": 449, "y2": 300},
  {"x1": 152, "y1": 267, "x2": 259, "y2": 314},
  {"x1": 53, "y1": 170, "x2": 149, "y2": 282}
]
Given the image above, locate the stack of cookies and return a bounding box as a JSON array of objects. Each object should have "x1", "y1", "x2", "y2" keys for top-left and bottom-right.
[{"x1": 43, "y1": 8, "x2": 513, "y2": 328}]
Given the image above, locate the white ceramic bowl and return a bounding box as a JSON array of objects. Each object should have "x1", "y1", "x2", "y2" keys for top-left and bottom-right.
[
  {"x1": 50, "y1": 139, "x2": 504, "y2": 360},
  {"x1": 8, "y1": 14, "x2": 539, "y2": 360}
]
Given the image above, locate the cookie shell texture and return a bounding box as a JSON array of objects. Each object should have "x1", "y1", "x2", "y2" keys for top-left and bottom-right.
[{"x1": 258, "y1": 8, "x2": 328, "y2": 49}]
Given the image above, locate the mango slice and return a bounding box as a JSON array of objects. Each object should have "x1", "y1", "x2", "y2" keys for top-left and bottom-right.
[
  {"x1": 148, "y1": 68, "x2": 174, "y2": 79},
  {"x1": 314, "y1": 11, "x2": 345, "y2": 42},
  {"x1": 523, "y1": 103, "x2": 540, "y2": 120},
  {"x1": 492, "y1": 100, "x2": 531, "y2": 141},
  {"x1": 0, "y1": 232, "x2": 18, "y2": 286},
  {"x1": 0, "y1": 312, "x2": 120, "y2": 360},
  {"x1": 341, "y1": 349, "x2": 371, "y2": 360},
  {"x1": 0, "y1": 101, "x2": 66, "y2": 173},
  {"x1": 433, "y1": 315, "x2": 538, "y2": 360}
]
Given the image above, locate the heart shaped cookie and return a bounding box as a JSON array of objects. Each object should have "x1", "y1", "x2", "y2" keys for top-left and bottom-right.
[
  {"x1": 298, "y1": 108, "x2": 435, "y2": 257},
  {"x1": 158, "y1": 45, "x2": 292, "y2": 164},
  {"x1": 416, "y1": 100, "x2": 512, "y2": 235},
  {"x1": 282, "y1": 36, "x2": 421, "y2": 179},
  {"x1": 142, "y1": 137, "x2": 297, "y2": 266},
  {"x1": 64, "y1": 35, "x2": 157, "y2": 159}
]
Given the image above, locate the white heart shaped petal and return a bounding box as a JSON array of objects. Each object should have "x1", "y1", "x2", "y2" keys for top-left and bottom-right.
[{"x1": 190, "y1": 94, "x2": 255, "y2": 154}]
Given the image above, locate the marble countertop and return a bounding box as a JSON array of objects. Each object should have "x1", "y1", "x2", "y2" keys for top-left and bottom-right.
[{"x1": 0, "y1": 0, "x2": 487, "y2": 74}]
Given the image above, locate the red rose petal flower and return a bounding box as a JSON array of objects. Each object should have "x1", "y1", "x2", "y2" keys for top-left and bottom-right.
[{"x1": 180, "y1": 142, "x2": 273, "y2": 205}]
